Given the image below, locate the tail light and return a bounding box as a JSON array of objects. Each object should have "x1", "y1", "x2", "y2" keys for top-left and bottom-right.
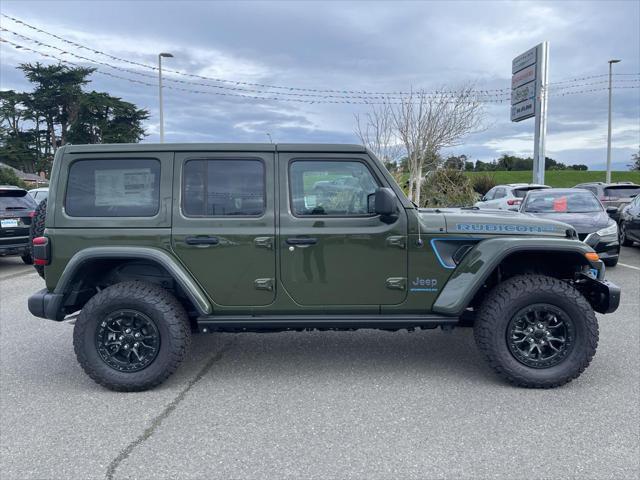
[
  {"x1": 32, "y1": 236, "x2": 50, "y2": 266},
  {"x1": 507, "y1": 199, "x2": 522, "y2": 206}
]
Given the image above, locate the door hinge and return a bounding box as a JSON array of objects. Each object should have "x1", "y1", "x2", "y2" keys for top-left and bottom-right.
[
  {"x1": 386, "y1": 235, "x2": 407, "y2": 249},
  {"x1": 254, "y1": 237, "x2": 274, "y2": 249},
  {"x1": 254, "y1": 278, "x2": 274, "y2": 291},
  {"x1": 385, "y1": 277, "x2": 406, "y2": 291}
]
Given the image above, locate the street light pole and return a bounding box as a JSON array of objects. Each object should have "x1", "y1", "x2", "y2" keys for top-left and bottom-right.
[
  {"x1": 158, "y1": 52, "x2": 173, "y2": 143},
  {"x1": 606, "y1": 59, "x2": 621, "y2": 183}
]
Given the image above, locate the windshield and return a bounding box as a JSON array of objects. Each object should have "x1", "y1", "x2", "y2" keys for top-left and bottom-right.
[
  {"x1": 603, "y1": 186, "x2": 640, "y2": 198},
  {"x1": 0, "y1": 189, "x2": 36, "y2": 213},
  {"x1": 522, "y1": 191, "x2": 603, "y2": 213}
]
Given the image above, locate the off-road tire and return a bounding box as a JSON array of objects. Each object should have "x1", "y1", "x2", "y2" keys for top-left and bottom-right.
[
  {"x1": 474, "y1": 274, "x2": 598, "y2": 388},
  {"x1": 73, "y1": 281, "x2": 191, "y2": 391},
  {"x1": 29, "y1": 198, "x2": 47, "y2": 278}
]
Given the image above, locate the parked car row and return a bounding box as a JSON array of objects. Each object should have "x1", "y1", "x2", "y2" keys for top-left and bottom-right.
[{"x1": 474, "y1": 181, "x2": 640, "y2": 262}]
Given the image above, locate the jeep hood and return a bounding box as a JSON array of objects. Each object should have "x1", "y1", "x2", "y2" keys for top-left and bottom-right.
[{"x1": 418, "y1": 207, "x2": 572, "y2": 237}]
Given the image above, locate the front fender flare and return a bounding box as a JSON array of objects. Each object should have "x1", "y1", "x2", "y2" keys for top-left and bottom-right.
[
  {"x1": 432, "y1": 237, "x2": 597, "y2": 316},
  {"x1": 53, "y1": 246, "x2": 211, "y2": 316}
]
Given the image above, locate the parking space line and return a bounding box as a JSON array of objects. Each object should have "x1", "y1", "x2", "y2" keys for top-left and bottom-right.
[{"x1": 618, "y1": 263, "x2": 640, "y2": 271}]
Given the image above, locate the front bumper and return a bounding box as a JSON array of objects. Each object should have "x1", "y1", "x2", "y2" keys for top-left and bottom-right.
[
  {"x1": 28, "y1": 288, "x2": 64, "y2": 321},
  {"x1": 577, "y1": 273, "x2": 621, "y2": 314},
  {"x1": 584, "y1": 233, "x2": 620, "y2": 261}
]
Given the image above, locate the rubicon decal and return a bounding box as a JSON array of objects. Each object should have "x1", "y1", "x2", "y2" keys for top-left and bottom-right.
[{"x1": 455, "y1": 223, "x2": 558, "y2": 233}]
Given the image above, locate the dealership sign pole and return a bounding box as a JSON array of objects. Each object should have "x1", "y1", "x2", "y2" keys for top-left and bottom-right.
[{"x1": 511, "y1": 42, "x2": 549, "y2": 185}]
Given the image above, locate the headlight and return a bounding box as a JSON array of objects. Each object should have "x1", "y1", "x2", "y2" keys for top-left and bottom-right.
[{"x1": 596, "y1": 222, "x2": 618, "y2": 237}]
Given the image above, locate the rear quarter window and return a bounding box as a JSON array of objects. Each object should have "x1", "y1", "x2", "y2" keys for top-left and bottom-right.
[
  {"x1": 604, "y1": 186, "x2": 640, "y2": 198},
  {"x1": 0, "y1": 190, "x2": 36, "y2": 212},
  {"x1": 65, "y1": 158, "x2": 161, "y2": 217}
]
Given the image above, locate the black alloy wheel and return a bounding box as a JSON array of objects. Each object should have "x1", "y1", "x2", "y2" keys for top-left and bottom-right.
[
  {"x1": 506, "y1": 304, "x2": 574, "y2": 369},
  {"x1": 95, "y1": 309, "x2": 160, "y2": 372}
]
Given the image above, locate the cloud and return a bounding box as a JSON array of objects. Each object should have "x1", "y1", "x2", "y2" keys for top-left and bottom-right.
[{"x1": 0, "y1": 0, "x2": 638, "y2": 170}]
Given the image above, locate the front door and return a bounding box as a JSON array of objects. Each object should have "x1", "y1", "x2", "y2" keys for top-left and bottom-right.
[
  {"x1": 278, "y1": 153, "x2": 408, "y2": 306},
  {"x1": 172, "y1": 151, "x2": 276, "y2": 307}
]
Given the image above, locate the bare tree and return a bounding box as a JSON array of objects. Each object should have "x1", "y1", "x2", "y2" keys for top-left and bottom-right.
[
  {"x1": 390, "y1": 86, "x2": 484, "y2": 203},
  {"x1": 354, "y1": 103, "x2": 403, "y2": 166}
]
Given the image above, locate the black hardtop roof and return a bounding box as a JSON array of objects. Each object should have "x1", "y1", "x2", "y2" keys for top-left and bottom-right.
[{"x1": 63, "y1": 143, "x2": 367, "y2": 154}]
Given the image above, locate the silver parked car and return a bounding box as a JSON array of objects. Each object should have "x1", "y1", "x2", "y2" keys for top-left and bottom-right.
[
  {"x1": 28, "y1": 187, "x2": 48, "y2": 204},
  {"x1": 475, "y1": 183, "x2": 550, "y2": 210}
]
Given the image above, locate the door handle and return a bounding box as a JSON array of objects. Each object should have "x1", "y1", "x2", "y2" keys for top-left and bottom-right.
[
  {"x1": 185, "y1": 236, "x2": 219, "y2": 246},
  {"x1": 386, "y1": 235, "x2": 406, "y2": 249},
  {"x1": 254, "y1": 237, "x2": 273, "y2": 249},
  {"x1": 286, "y1": 237, "x2": 318, "y2": 246}
]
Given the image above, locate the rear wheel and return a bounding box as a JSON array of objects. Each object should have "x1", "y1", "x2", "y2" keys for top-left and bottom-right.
[
  {"x1": 29, "y1": 198, "x2": 47, "y2": 278},
  {"x1": 474, "y1": 275, "x2": 598, "y2": 388},
  {"x1": 21, "y1": 253, "x2": 32, "y2": 264},
  {"x1": 73, "y1": 281, "x2": 191, "y2": 391}
]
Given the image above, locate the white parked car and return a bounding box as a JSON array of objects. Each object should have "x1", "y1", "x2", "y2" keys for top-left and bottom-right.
[
  {"x1": 475, "y1": 183, "x2": 550, "y2": 210},
  {"x1": 28, "y1": 187, "x2": 48, "y2": 204}
]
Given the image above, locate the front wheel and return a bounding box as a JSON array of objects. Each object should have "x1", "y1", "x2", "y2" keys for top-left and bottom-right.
[
  {"x1": 73, "y1": 281, "x2": 191, "y2": 391},
  {"x1": 474, "y1": 275, "x2": 598, "y2": 388},
  {"x1": 619, "y1": 223, "x2": 634, "y2": 247}
]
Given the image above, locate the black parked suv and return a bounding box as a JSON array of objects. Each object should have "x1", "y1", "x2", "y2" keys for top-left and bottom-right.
[
  {"x1": 619, "y1": 194, "x2": 640, "y2": 247},
  {"x1": 574, "y1": 182, "x2": 640, "y2": 222},
  {"x1": 0, "y1": 185, "x2": 37, "y2": 263}
]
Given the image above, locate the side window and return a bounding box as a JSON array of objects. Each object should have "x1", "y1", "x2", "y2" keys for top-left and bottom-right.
[
  {"x1": 484, "y1": 188, "x2": 495, "y2": 201},
  {"x1": 289, "y1": 160, "x2": 379, "y2": 216},
  {"x1": 66, "y1": 158, "x2": 160, "y2": 217},
  {"x1": 494, "y1": 187, "x2": 506, "y2": 199},
  {"x1": 182, "y1": 159, "x2": 265, "y2": 217}
]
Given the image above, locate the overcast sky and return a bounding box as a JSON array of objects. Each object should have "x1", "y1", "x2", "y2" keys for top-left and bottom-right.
[{"x1": 1, "y1": 0, "x2": 638, "y2": 170}]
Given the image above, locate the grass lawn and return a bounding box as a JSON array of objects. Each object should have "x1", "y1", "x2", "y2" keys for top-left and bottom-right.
[
  {"x1": 397, "y1": 170, "x2": 640, "y2": 188},
  {"x1": 464, "y1": 170, "x2": 640, "y2": 187}
]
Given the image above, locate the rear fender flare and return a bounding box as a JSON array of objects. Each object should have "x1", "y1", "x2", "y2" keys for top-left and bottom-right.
[{"x1": 54, "y1": 246, "x2": 211, "y2": 316}]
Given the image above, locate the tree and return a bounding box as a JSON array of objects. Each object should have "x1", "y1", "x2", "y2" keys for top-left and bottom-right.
[
  {"x1": 630, "y1": 148, "x2": 640, "y2": 171},
  {"x1": 354, "y1": 103, "x2": 403, "y2": 167},
  {"x1": 0, "y1": 63, "x2": 148, "y2": 177},
  {"x1": 390, "y1": 87, "x2": 484, "y2": 203},
  {"x1": 0, "y1": 166, "x2": 27, "y2": 188}
]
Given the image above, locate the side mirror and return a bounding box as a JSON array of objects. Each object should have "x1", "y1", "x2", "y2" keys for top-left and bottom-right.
[
  {"x1": 368, "y1": 187, "x2": 397, "y2": 222},
  {"x1": 606, "y1": 206, "x2": 619, "y2": 215},
  {"x1": 480, "y1": 196, "x2": 487, "y2": 202}
]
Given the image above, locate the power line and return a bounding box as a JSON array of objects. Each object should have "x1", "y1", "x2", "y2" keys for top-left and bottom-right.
[
  {"x1": 1, "y1": 36, "x2": 638, "y2": 106},
  {"x1": 0, "y1": 27, "x2": 513, "y2": 102},
  {"x1": 0, "y1": 37, "x2": 514, "y2": 105},
  {"x1": 0, "y1": 13, "x2": 515, "y2": 96},
  {"x1": 3, "y1": 13, "x2": 639, "y2": 100}
]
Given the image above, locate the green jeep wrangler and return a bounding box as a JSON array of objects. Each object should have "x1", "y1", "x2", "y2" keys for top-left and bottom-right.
[{"x1": 28, "y1": 143, "x2": 620, "y2": 391}]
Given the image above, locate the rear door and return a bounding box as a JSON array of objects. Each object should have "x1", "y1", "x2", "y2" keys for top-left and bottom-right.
[
  {"x1": 278, "y1": 152, "x2": 408, "y2": 306},
  {"x1": 171, "y1": 151, "x2": 276, "y2": 307}
]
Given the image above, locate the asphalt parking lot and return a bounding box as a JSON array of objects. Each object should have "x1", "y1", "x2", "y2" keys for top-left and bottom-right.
[{"x1": 1, "y1": 248, "x2": 639, "y2": 480}]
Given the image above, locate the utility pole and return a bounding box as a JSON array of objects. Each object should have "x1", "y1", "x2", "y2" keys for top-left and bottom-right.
[
  {"x1": 606, "y1": 59, "x2": 621, "y2": 183},
  {"x1": 158, "y1": 52, "x2": 173, "y2": 143},
  {"x1": 533, "y1": 41, "x2": 549, "y2": 185}
]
